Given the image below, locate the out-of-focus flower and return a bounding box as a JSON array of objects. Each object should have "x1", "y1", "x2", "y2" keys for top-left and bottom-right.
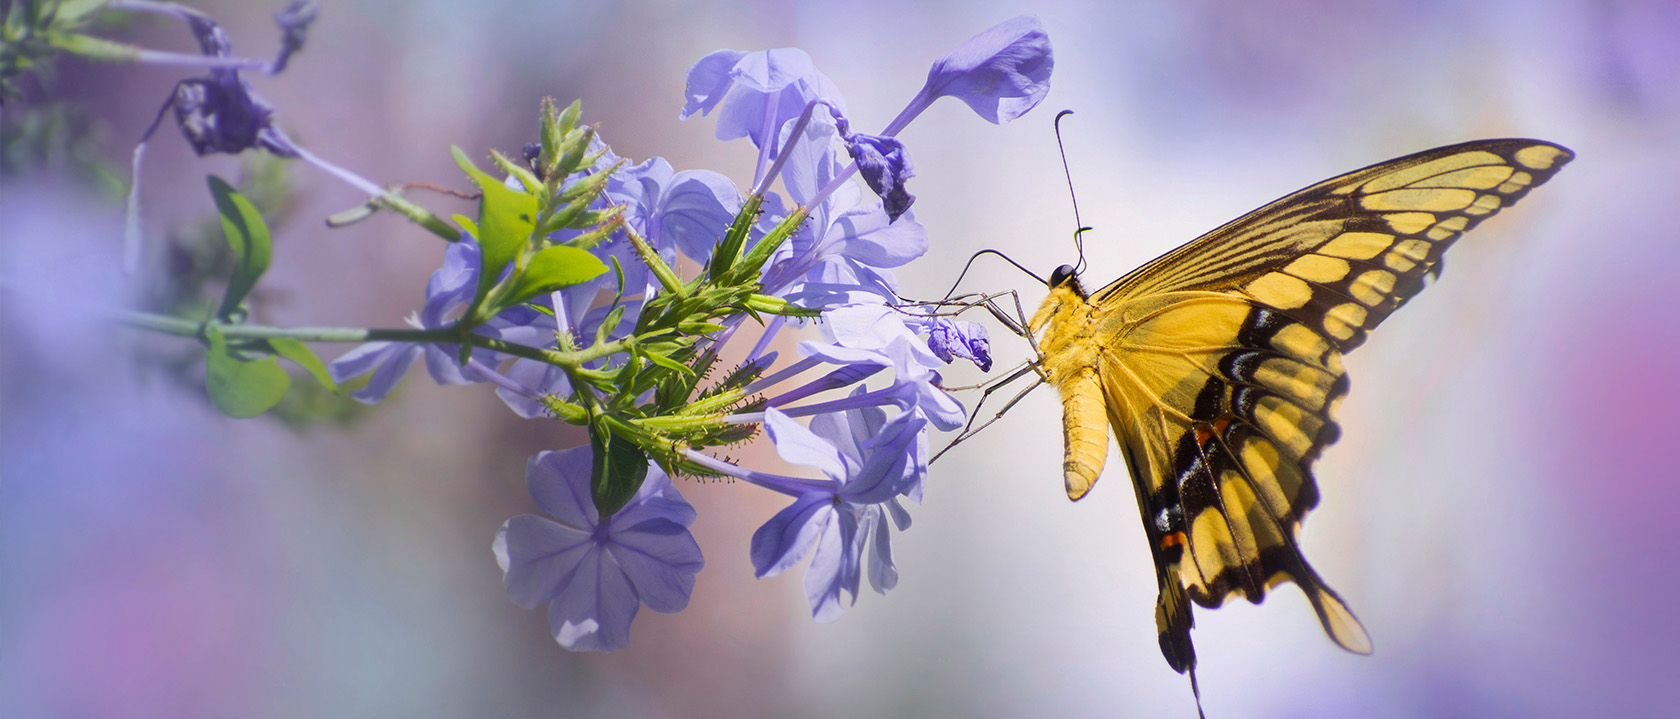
[
  {"x1": 327, "y1": 238, "x2": 517, "y2": 403},
  {"x1": 494, "y1": 448, "x2": 704, "y2": 651}
]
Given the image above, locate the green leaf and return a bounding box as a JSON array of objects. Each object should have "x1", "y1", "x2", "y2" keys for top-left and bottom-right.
[
  {"x1": 268, "y1": 338, "x2": 338, "y2": 391},
  {"x1": 589, "y1": 422, "x2": 648, "y2": 518},
  {"x1": 710, "y1": 192, "x2": 763, "y2": 282},
  {"x1": 506, "y1": 245, "x2": 607, "y2": 304},
  {"x1": 640, "y1": 347, "x2": 695, "y2": 377},
  {"x1": 208, "y1": 176, "x2": 273, "y2": 320},
  {"x1": 450, "y1": 213, "x2": 478, "y2": 237},
  {"x1": 595, "y1": 304, "x2": 626, "y2": 345},
  {"x1": 451, "y1": 146, "x2": 536, "y2": 309},
  {"x1": 205, "y1": 327, "x2": 291, "y2": 418}
]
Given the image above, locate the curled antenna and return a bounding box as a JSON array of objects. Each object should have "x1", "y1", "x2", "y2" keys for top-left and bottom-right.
[
  {"x1": 1054, "y1": 109, "x2": 1088, "y2": 276},
  {"x1": 943, "y1": 249, "x2": 1048, "y2": 302}
]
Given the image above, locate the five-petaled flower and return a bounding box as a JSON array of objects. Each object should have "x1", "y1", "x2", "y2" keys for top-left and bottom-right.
[{"x1": 494, "y1": 447, "x2": 705, "y2": 652}]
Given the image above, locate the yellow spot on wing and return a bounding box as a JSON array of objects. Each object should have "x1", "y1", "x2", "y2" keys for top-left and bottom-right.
[
  {"x1": 1384, "y1": 252, "x2": 1417, "y2": 273},
  {"x1": 1515, "y1": 144, "x2": 1567, "y2": 170},
  {"x1": 1322, "y1": 308, "x2": 1357, "y2": 340},
  {"x1": 1253, "y1": 358, "x2": 1332, "y2": 409},
  {"x1": 1414, "y1": 165, "x2": 1515, "y2": 189},
  {"x1": 1223, "y1": 470, "x2": 1285, "y2": 551},
  {"x1": 1383, "y1": 212, "x2": 1435, "y2": 235},
  {"x1": 1254, "y1": 396, "x2": 1315, "y2": 457},
  {"x1": 1360, "y1": 150, "x2": 1503, "y2": 192},
  {"x1": 1246, "y1": 273, "x2": 1313, "y2": 309},
  {"x1": 1497, "y1": 170, "x2": 1534, "y2": 194},
  {"x1": 1190, "y1": 508, "x2": 1240, "y2": 590},
  {"x1": 1328, "y1": 303, "x2": 1368, "y2": 331},
  {"x1": 1349, "y1": 270, "x2": 1396, "y2": 306},
  {"x1": 1284, "y1": 255, "x2": 1351, "y2": 283},
  {"x1": 1270, "y1": 323, "x2": 1331, "y2": 366},
  {"x1": 1239, "y1": 435, "x2": 1304, "y2": 521},
  {"x1": 1319, "y1": 232, "x2": 1393, "y2": 260},
  {"x1": 1464, "y1": 194, "x2": 1502, "y2": 216},
  {"x1": 1361, "y1": 188, "x2": 1478, "y2": 212},
  {"x1": 1394, "y1": 239, "x2": 1431, "y2": 262}
]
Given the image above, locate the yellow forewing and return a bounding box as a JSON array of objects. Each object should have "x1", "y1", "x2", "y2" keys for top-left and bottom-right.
[{"x1": 1033, "y1": 139, "x2": 1572, "y2": 679}]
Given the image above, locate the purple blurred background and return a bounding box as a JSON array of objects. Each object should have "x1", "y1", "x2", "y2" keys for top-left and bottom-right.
[{"x1": 3, "y1": 1, "x2": 1677, "y2": 717}]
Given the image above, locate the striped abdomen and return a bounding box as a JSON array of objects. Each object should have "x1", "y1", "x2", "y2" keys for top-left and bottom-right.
[{"x1": 1056, "y1": 367, "x2": 1109, "y2": 500}]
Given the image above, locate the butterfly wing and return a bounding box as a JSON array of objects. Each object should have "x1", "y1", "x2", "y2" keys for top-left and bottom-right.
[{"x1": 1088, "y1": 139, "x2": 1572, "y2": 674}]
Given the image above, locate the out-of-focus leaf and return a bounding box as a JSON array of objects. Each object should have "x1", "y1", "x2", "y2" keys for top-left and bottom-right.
[{"x1": 205, "y1": 327, "x2": 290, "y2": 418}]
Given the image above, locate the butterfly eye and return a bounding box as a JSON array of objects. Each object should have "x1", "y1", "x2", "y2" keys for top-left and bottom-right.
[{"x1": 1049, "y1": 264, "x2": 1077, "y2": 287}]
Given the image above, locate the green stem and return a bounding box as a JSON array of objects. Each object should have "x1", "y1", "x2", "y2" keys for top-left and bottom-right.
[
  {"x1": 377, "y1": 193, "x2": 462, "y2": 241},
  {"x1": 114, "y1": 309, "x2": 631, "y2": 368}
]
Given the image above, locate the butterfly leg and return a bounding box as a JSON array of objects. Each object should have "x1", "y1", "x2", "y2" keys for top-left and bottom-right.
[{"x1": 930, "y1": 366, "x2": 1043, "y2": 464}]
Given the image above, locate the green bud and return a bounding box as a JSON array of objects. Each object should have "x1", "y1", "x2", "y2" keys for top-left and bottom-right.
[
  {"x1": 555, "y1": 125, "x2": 597, "y2": 178},
  {"x1": 491, "y1": 150, "x2": 541, "y2": 194}
]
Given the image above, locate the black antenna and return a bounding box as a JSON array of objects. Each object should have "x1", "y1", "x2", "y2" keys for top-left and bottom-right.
[
  {"x1": 1054, "y1": 110, "x2": 1089, "y2": 276},
  {"x1": 943, "y1": 249, "x2": 1048, "y2": 302}
]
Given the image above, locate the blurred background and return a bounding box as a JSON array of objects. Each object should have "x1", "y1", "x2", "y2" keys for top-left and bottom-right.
[{"x1": 2, "y1": 0, "x2": 1677, "y2": 717}]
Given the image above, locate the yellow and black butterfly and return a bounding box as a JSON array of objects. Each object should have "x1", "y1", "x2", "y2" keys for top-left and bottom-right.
[{"x1": 1024, "y1": 138, "x2": 1571, "y2": 710}]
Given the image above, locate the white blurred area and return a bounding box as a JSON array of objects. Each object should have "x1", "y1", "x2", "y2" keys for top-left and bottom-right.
[{"x1": 4, "y1": 1, "x2": 1677, "y2": 717}]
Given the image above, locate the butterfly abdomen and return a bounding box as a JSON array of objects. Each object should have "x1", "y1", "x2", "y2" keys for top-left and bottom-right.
[
  {"x1": 1057, "y1": 368, "x2": 1109, "y2": 500},
  {"x1": 1032, "y1": 284, "x2": 1113, "y2": 501}
]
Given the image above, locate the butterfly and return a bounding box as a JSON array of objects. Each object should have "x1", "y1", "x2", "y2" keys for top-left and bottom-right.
[{"x1": 1023, "y1": 138, "x2": 1572, "y2": 711}]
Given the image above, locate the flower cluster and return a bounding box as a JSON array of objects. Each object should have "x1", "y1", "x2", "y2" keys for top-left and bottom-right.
[
  {"x1": 357, "y1": 16, "x2": 1047, "y2": 652},
  {"x1": 108, "y1": 4, "x2": 1050, "y2": 653}
]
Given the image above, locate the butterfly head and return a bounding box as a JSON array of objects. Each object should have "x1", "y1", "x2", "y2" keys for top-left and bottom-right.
[{"x1": 1049, "y1": 264, "x2": 1086, "y2": 298}]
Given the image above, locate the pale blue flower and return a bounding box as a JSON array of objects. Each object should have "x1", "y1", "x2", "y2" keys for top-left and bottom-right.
[
  {"x1": 327, "y1": 238, "x2": 519, "y2": 402},
  {"x1": 760, "y1": 116, "x2": 927, "y2": 302},
  {"x1": 910, "y1": 314, "x2": 993, "y2": 372},
  {"x1": 494, "y1": 447, "x2": 704, "y2": 652},
  {"x1": 679, "y1": 48, "x2": 848, "y2": 159},
  {"x1": 783, "y1": 304, "x2": 965, "y2": 431},
  {"x1": 885, "y1": 16, "x2": 1053, "y2": 134},
  {"x1": 748, "y1": 406, "x2": 922, "y2": 621}
]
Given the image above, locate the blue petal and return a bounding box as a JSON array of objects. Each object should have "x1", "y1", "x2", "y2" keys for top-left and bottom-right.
[
  {"x1": 730, "y1": 48, "x2": 818, "y2": 93},
  {"x1": 864, "y1": 506, "x2": 899, "y2": 594},
  {"x1": 608, "y1": 518, "x2": 703, "y2": 613},
  {"x1": 843, "y1": 411, "x2": 925, "y2": 503},
  {"x1": 765, "y1": 407, "x2": 849, "y2": 482},
  {"x1": 845, "y1": 133, "x2": 916, "y2": 221},
  {"x1": 527, "y1": 448, "x2": 599, "y2": 529},
  {"x1": 608, "y1": 157, "x2": 675, "y2": 240},
  {"x1": 658, "y1": 170, "x2": 742, "y2": 263},
  {"x1": 775, "y1": 114, "x2": 844, "y2": 204},
  {"x1": 611, "y1": 466, "x2": 698, "y2": 529},
  {"x1": 328, "y1": 341, "x2": 421, "y2": 404},
  {"x1": 421, "y1": 343, "x2": 482, "y2": 386},
  {"x1": 829, "y1": 206, "x2": 927, "y2": 269},
  {"x1": 547, "y1": 546, "x2": 640, "y2": 652},
  {"x1": 920, "y1": 16, "x2": 1053, "y2": 124},
  {"x1": 749, "y1": 492, "x2": 832, "y2": 578},
  {"x1": 496, "y1": 358, "x2": 570, "y2": 419},
  {"x1": 708, "y1": 49, "x2": 848, "y2": 150},
  {"x1": 680, "y1": 49, "x2": 748, "y2": 120},
  {"x1": 804, "y1": 505, "x2": 858, "y2": 623},
  {"x1": 498, "y1": 515, "x2": 593, "y2": 610}
]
